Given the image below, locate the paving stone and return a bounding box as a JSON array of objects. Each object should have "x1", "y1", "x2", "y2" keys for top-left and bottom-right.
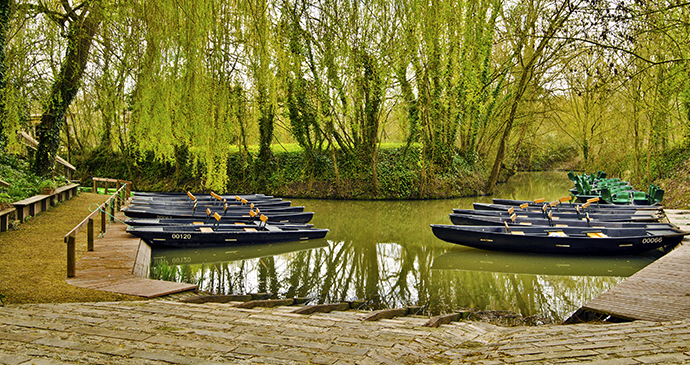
[
  {"x1": 0, "y1": 329, "x2": 43, "y2": 343},
  {"x1": 4, "y1": 301, "x2": 690, "y2": 364},
  {"x1": 335, "y1": 336, "x2": 396, "y2": 348},
  {"x1": 574, "y1": 357, "x2": 640, "y2": 365},
  {"x1": 130, "y1": 350, "x2": 226, "y2": 365},
  {"x1": 71, "y1": 325, "x2": 153, "y2": 341},
  {"x1": 326, "y1": 344, "x2": 370, "y2": 356},
  {"x1": 0, "y1": 352, "x2": 31, "y2": 365},
  {"x1": 634, "y1": 352, "x2": 690, "y2": 364},
  {"x1": 236, "y1": 333, "x2": 330, "y2": 350},
  {"x1": 145, "y1": 334, "x2": 237, "y2": 352}
]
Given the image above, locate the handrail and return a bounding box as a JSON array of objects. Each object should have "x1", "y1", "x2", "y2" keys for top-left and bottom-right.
[
  {"x1": 92, "y1": 177, "x2": 132, "y2": 199},
  {"x1": 65, "y1": 181, "x2": 130, "y2": 278}
]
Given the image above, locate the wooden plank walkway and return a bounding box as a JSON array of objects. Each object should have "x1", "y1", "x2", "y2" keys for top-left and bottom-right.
[
  {"x1": 65, "y1": 211, "x2": 197, "y2": 298},
  {"x1": 569, "y1": 209, "x2": 690, "y2": 322}
]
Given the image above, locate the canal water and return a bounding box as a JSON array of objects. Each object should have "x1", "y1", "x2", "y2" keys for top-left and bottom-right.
[{"x1": 150, "y1": 171, "x2": 662, "y2": 322}]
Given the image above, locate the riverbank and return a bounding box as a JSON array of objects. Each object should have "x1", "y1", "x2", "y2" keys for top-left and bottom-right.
[
  {"x1": 0, "y1": 192, "x2": 140, "y2": 305},
  {"x1": 2, "y1": 299, "x2": 690, "y2": 364}
]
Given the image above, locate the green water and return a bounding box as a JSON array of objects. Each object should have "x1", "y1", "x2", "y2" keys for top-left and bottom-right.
[{"x1": 150, "y1": 171, "x2": 661, "y2": 322}]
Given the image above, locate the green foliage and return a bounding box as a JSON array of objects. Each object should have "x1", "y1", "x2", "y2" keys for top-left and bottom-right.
[
  {"x1": 0, "y1": 153, "x2": 41, "y2": 201},
  {"x1": 514, "y1": 136, "x2": 578, "y2": 171},
  {"x1": 76, "y1": 144, "x2": 486, "y2": 199}
]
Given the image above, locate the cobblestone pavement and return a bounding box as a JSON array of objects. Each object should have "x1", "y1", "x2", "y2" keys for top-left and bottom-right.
[{"x1": 2, "y1": 299, "x2": 690, "y2": 364}]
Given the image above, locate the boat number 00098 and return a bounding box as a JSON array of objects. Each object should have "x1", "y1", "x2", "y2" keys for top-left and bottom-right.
[
  {"x1": 641, "y1": 237, "x2": 663, "y2": 244},
  {"x1": 171, "y1": 233, "x2": 192, "y2": 240}
]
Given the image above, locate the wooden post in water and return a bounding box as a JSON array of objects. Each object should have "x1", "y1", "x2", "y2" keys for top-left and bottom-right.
[
  {"x1": 67, "y1": 235, "x2": 75, "y2": 277},
  {"x1": 87, "y1": 218, "x2": 94, "y2": 251}
]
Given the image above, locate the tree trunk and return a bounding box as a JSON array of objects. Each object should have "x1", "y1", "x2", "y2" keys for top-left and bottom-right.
[
  {"x1": 32, "y1": 2, "x2": 101, "y2": 176},
  {"x1": 485, "y1": 1, "x2": 575, "y2": 194},
  {"x1": 0, "y1": 0, "x2": 10, "y2": 152}
]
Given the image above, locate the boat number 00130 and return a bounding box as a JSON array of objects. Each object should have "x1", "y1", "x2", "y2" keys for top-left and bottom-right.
[
  {"x1": 641, "y1": 237, "x2": 663, "y2": 244},
  {"x1": 171, "y1": 233, "x2": 192, "y2": 240}
]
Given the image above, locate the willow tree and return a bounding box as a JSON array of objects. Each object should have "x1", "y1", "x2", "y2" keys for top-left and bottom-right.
[
  {"x1": 0, "y1": 0, "x2": 9, "y2": 152},
  {"x1": 276, "y1": 0, "x2": 395, "y2": 194},
  {"x1": 551, "y1": 48, "x2": 617, "y2": 164},
  {"x1": 240, "y1": 0, "x2": 277, "y2": 169},
  {"x1": 394, "y1": 0, "x2": 502, "y2": 173},
  {"x1": 485, "y1": 0, "x2": 582, "y2": 194},
  {"x1": 128, "y1": 0, "x2": 247, "y2": 192},
  {"x1": 30, "y1": 0, "x2": 102, "y2": 177},
  {"x1": 276, "y1": 0, "x2": 329, "y2": 170}
]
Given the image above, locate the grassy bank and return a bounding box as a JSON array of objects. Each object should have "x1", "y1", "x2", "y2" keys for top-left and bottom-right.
[
  {"x1": 0, "y1": 192, "x2": 140, "y2": 305},
  {"x1": 74, "y1": 145, "x2": 508, "y2": 199}
]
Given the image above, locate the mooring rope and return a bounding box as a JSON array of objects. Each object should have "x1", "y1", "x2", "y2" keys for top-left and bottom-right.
[{"x1": 88, "y1": 202, "x2": 130, "y2": 237}]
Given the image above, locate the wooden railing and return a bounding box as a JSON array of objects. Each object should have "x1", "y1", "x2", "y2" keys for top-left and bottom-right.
[
  {"x1": 92, "y1": 177, "x2": 132, "y2": 199},
  {"x1": 64, "y1": 179, "x2": 132, "y2": 277}
]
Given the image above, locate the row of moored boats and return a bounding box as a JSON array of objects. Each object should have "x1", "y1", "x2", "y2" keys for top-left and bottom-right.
[
  {"x1": 430, "y1": 172, "x2": 688, "y2": 256},
  {"x1": 124, "y1": 192, "x2": 328, "y2": 248}
]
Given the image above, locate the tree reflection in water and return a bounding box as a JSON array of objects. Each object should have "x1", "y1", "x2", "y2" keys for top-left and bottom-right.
[{"x1": 150, "y1": 171, "x2": 659, "y2": 322}]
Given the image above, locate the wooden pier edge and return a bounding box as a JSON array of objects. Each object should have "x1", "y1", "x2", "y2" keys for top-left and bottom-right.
[{"x1": 566, "y1": 209, "x2": 690, "y2": 324}]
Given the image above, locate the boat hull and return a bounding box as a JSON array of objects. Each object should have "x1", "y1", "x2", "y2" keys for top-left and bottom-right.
[
  {"x1": 127, "y1": 225, "x2": 329, "y2": 248},
  {"x1": 452, "y1": 209, "x2": 660, "y2": 222},
  {"x1": 449, "y1": 213, "x2": 676, "y2": 230},
  {"x1": 123, "y1": 209, "x2": 314, "y2": 223},
  {"x1": 430, "y1": 224, "x2": 686, "y2": 255}
]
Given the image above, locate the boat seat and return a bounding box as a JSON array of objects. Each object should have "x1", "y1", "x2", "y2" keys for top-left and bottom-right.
[
  {"x1": 199, "y1": 227, "x2": 214, "y2": 233},
  {"x1": 244, "y1": 227, "x2": 257, "y2": 232},
  {"x1": 548, "y1": 231, "x2": 567, "y2": 237},
  {"x1": 511, "y1": 231, "x2": 525, "y2": 235},
  {"x1": 586, "y1": 232, "x2": 608, "y2": 238}
]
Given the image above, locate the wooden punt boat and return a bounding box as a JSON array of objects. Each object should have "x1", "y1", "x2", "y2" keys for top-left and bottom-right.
[
  {"x1": 430, "y1": 224, "x2": 687, "y2": 255},
  {"x1": 127, "y1": 224, "x2": 329, "y2": 248},
  {"x1": 125, "y1": 217, "x2": 314, "y2": 229},
  {"x1": 452, "y1": 208, "x2": 661, "y2": 222},
  {"x1": 122, "y1": 204, "x2": 305, "y2": 217},
  {"x1": 128, "y1": 200, "x2": 293, "y2": 210},
  {"x1": 449, "y1": 212, "x2": 677, "y2": 230},
  {"x1": 132, "y1": 192, "x2": 274, "y2": 200},
  {"x1": 122, "y1": 208, "x2": 315, "y2": 223},
  {"x1": 488, "y1": 197, "x2": 662, "y2": 211},
  {"x1": 473, "y1": 202, "x2": 662, "y2": 214}
]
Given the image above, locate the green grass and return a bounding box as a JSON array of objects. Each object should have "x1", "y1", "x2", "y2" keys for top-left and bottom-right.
[{"x1": 226, "y1": 142, "x2": 416, "y2": 154}]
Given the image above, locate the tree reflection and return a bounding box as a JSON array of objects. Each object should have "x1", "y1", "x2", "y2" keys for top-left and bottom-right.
[{"x1": 150, "y1": 171, "x2": 647, "y2": 322}]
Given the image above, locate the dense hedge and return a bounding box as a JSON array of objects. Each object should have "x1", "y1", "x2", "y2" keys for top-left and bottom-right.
[{"x1": 72, "y1": 146, "x2": 500, "y2": 199}]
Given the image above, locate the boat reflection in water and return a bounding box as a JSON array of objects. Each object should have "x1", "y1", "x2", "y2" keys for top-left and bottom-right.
[
  {"x1": 151, "y1": 239, "x2": 329, "y2": 267},
  {"x1": 146, "y1": 172, "x2": 673, "y2": 323},
  {"x1": 431, "y1": 246, "x2": 663, "y2": 277}
]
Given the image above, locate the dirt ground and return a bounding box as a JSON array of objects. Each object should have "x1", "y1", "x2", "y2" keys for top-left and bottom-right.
[{"x1": 0, "y1": 192, "x2": 141, "y2": 305}]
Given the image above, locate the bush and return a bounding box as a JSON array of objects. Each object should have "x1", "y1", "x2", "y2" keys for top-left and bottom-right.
[{"x1": 0, "y1": 154, "x2": 41, "y2": 201}]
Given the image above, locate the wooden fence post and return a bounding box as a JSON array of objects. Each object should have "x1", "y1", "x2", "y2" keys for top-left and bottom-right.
[
  {"x1": 93, "y1": 179, "x2": 97, "y2": 194},
  {"x1": 67, "y1": 235, "x2": 76, "y2": 277},
  {"x1": 87, "y1": 218, "x2": 94, "y2": 251},
  {"x1": 101, "y1": 203, "x2": 107, "y2": 232}
]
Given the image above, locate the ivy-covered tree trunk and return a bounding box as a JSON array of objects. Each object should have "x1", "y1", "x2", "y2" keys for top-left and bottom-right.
[
  {"x1": 32, "y1": 2, "x2": 101, "y2": 177},
  {"x1": 0, "y1": 0, "x2": 10, "y2": 152}
]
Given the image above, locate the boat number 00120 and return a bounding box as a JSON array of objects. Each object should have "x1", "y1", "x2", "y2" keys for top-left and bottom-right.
[
  {"x1": 171, "y1": 233, "x2": 192, "y2": 240},
  {"x1": 641, "y1": 237, "x2": 663, "y2": 244}
]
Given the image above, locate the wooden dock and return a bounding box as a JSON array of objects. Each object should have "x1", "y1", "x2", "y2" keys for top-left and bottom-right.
[
  {"x1": 65, "y1": 211, "x2": 197, "y2": 298},
  {"x1": 568, "y1": 209, "x2": 690, "y2": 323}
]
